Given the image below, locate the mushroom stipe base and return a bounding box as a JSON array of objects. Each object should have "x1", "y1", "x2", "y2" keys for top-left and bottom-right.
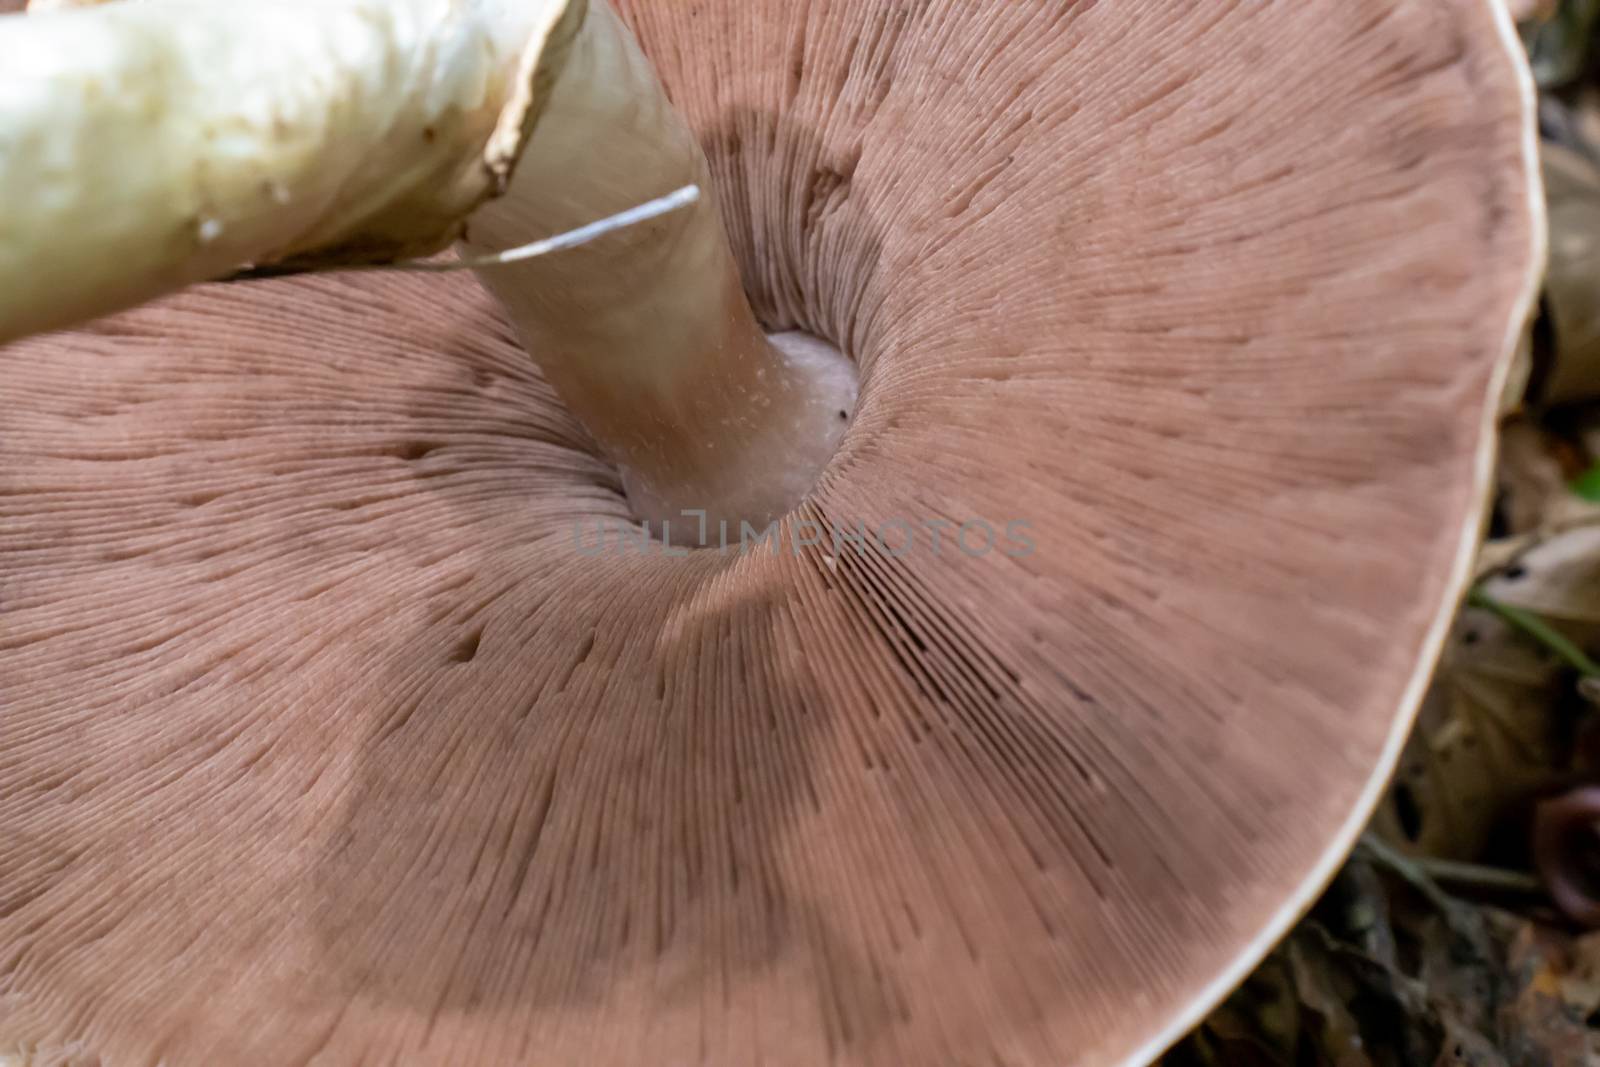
[
  {"x1": 619, "y1": 329, "x2": 859, "y2": 546},
  {"x1": 460, "y1": 0, "x2": 861, "y2": 543}
]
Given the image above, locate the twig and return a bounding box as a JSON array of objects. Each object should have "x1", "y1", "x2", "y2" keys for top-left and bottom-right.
[
  {"x1": 1357, "y1": 834, "x2": 1461, "y2": 914},
  {"x1": 1396, "y1": 855, "x2": 1545, "y2": 895}
]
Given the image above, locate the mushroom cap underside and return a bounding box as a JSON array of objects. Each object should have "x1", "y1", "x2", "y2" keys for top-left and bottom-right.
[{"x1": 0, "y1": 0, "x2": 1540, "y2": 1065}]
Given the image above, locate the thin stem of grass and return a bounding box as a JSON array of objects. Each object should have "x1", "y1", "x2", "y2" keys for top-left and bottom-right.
[{"x1": 1467, "y1": 587, "x2": 1600, "y2": 677}]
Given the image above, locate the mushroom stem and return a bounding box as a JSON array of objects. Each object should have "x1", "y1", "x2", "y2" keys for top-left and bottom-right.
[
  {"x1": 462, "y1": 0, "x2": 858, "y2": 541},
  {"x1": 0, "y1": 0, "x2": 580, "y2": 343}
]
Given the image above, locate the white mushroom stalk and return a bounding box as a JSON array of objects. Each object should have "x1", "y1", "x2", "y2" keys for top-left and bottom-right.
[
  {"x1": 0, "y1": 0, "x2": 857, "y2": 538},
  {"x1": 0, "y1": 0, "x2": 580, "y2": 342},
  {"x1": 463, "y1": 0, "x2": 858, "y2": 540}
]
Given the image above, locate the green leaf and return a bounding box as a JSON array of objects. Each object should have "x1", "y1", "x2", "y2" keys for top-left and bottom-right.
[{"x1": 1572, "y1": 461, "x2": 1600, "y2": 503}]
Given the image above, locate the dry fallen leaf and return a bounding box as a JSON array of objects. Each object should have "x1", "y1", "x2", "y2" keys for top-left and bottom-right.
[
  {"x1": 1376, "y1": 501, "x2": 1600, "y2": 865},
  {"x1": 1495, "y1": 919, "x2": 1600, "y2": 1064},
  {"x1": 1481, "y1": 523, "x2": 1600, "y2": 628},
  {"x1": 1540, "y1": 144, "x2": 1600, "y2": 406},
  {"x1": 1165, "y1": 848, "x2": 1598, "y2": 1066},
  {"x1": 1370, "y1": 607, "x2": 1574, "y2": 862},
  {"x1": 1557, "y1": 932, "x2": 1600, "y2": 1021},
  {"x1": 1495, "y1": 418, "x2": 1594, "y2": 535}
]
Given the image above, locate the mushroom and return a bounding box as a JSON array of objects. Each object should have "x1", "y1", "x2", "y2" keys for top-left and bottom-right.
[
  {"x1": 1534, "y1": 786, "x2": 1600, "y2": 929},
  {"x1": 0, "y1": 1, "x2": 1541, "y2": 1066}
]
